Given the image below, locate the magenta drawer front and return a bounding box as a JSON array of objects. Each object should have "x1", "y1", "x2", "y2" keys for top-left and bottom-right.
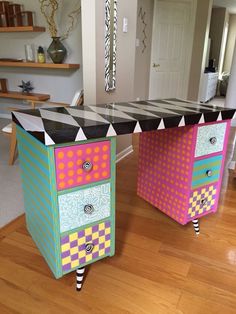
[{"x1": 55, "y1": 141, "x2": 111, "y2": 190}]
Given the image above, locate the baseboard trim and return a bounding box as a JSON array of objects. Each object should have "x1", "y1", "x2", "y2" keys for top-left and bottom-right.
[
  {"x1": 231, "y1": 119, "x2": 236, "y2": 127},
  {"x1": 0, "y1": 214, "x2": 25, "y2": 235},
  {"x1": 229, "y1": 161, "x2": 236, "y2": 170},
  {"x1": 0, "y1": 113, "x2": 11, "y2": 119},
  {"x1": 116, "y1": 145, "x2": 133, "y2": 163}
]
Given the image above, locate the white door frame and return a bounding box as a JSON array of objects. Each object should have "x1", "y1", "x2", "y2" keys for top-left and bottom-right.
[{"x1": 149, "y1": 0, "x2": 197, "y2": 100}]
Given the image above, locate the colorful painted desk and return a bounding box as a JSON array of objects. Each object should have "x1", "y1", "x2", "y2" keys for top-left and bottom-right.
[{"x1": 12, "y1": 99, "x2": 236, "y2": 290}]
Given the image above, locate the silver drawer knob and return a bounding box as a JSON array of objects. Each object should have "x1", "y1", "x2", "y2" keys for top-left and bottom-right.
[
  {"x1": 85, "y1": 243, "x2": 94, "y2": 254},
  {"x1": 209, "y1": 137, "x2": 217, "y2": 145},
  {"x1": 206, "y1": 170, "x2": 213, "y2": 177},
  {"x1": 82, "y1": 161, "x2": 93, "y2": 172},
  {"x1": 201, "y1": 198, "x2": 207, "y2": 205},
  {"x1": 84, "y1": 204, "x2": 94, "y2": 215}
]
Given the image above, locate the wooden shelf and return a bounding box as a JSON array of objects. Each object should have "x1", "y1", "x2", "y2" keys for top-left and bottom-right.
[
  {"x1": 0, "y1": 26, "x2": 45, "y2": 33},
  {"x1": 0, "y1": 91, "x2": 50, "y2": 101},
  {"x1": 0, "y1": 61, "x2": 80, "y2": 69}
]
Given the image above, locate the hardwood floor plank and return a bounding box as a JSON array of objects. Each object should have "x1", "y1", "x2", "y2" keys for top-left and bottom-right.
[
  {"x1": 0, "y1": 215, "x2": 25, "y2": 238},
  {"x1": 0, "y1": 279, "x2": 72, "y2": 314},
  {"x1": 0, "y1": 241, "x2": 52, "y2": 278},
  {"x1": 6, "y1": 231, "x2": 37, "y2": 248},
  {"x1": 92, "y1": 262, "x2": 181, "y2": 307},
  {"x1": 188, "y1": 263, "x2": 236, "y2": 295},
  {"x1": 0, "y1": 303, "x2": 19, "y2": 314},
  {"x1": 115, "y1": 240, "x2": 191, "y2": 277},
  {"x1": 116, "y1": 227, "x2": 162, "y2": 252},
  {"x1": 177, "y1": 292, "x2": 236, "y2": 314},
  {"x1": 104, "y1": 252, "x2": 187, "y2": 291},
  {"x1": 160, "y1": 244, "x2": 236, "y2": 274},
  {"x1": 0, "y1": 257, "x2": 99, "y2": 313},
  {"x1": 2, "y1": 237, "x2": 41, "y2": 256},
  {"x1": 182, "y1": 275, "x2": 236, "y2": 309},
  {"x1": 0, "y1": 256, "x2": 41, "y2": 288}
]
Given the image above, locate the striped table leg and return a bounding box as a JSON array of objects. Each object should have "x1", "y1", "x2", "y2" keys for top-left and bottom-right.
[
  {"x1": 192, "y1": 219, "x2": 200, "y2": 235},
  {"x1": 76, "y1": 267, "x2": 85, "y2": 291}
]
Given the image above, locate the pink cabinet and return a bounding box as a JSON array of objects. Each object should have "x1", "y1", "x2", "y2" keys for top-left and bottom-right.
[{"x1": 137, "y1": 121, "x2": 230, "y2": 225}]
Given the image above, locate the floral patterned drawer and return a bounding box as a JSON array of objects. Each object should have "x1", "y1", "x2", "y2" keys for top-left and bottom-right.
[
  {"x1": 195, "y1": 122, "x2": 227, "y2": 157},
  {"x1": 58, "y1": 183, "x2": 111, "y2": 233},
  {"x1": 55, "y1": 140, "x2": 111, "y2": 191},
  {"x1": 61, "y1": 221, "x2": 112, "y2": 273}
]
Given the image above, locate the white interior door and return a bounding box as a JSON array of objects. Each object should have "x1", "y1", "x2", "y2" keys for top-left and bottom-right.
[{"x1": 149, "y1": 1, "x2": 191, "y2": 99}]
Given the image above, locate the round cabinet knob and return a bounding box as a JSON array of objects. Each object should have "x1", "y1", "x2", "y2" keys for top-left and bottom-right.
[
  {"x1": 85, "y1": 243, "x2": 94, "y2": 254},
  {"x1": 84, "y1": 204, "x2": 94, "y2": 215},
  {"x1": 206, "y1": 170, "x2": 213, "y2": 177},
  {"x1": 209, "y1": 137, "x2": 217, "y2": 145},
  {"x1": 201, "y1": 198, "x2": 207, "y2": 206},
  {"x1": 82, "y1": 161, "x2": 93, "y2": 172}
]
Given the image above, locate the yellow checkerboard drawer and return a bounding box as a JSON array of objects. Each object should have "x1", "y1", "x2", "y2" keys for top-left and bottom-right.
[
  {"x1": 187, "y1": 184, "x2": 218, "y2": 221},
  {"x1": 60, "y1": 221, "x2": 112, "y2": 273}
]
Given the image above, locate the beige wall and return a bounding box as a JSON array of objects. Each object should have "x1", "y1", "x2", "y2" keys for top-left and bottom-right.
[
  {"x1": 95, "y1": 0, "x2": 139, "y2": 153},
  {"x1": 95, "y1": 0, "x2": 138, "y2": 104},
  {"x1": 209, "y1": 7, "x2": 227, "y2": 68},
  {"x1": 225, "y1": 33, "x2": 236, "y2": 128},
  {"x1": 82, "y1": 0, "x2": 140, "y2": 153},
  {"x1": 133, "y1": 0, "x2": 154, "y2": 101},
  {"x1": 223, "y1": 14, "x2": 236, "y2": 73},
  {"x1": 81, "y1": 0, "x2": 96, "y2": 105},
  {"x1": 187, "y1": 0, "x2": 213, "y2": 101}
]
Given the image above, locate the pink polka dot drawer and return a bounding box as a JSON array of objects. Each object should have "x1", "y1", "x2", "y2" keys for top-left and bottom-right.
[{"x1": 55, "y1": 140, "x2": 111, "y2": 191}]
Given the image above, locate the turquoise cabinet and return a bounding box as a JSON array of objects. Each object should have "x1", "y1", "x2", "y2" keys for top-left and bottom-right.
[{"x1": 16, "y1": 125, "x2": 116, "y2": 279}]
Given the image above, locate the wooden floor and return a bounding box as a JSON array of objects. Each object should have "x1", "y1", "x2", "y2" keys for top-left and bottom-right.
[{"x1": 0, "y1": 131, "x2": 236, "y2": 314}]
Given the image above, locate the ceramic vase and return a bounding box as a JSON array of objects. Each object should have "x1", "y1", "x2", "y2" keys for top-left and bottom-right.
[{"x1": 47, "y1": 37, "x2": 67, "y2": 64}]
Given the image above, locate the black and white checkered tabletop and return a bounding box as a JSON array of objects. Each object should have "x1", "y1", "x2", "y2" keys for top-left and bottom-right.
[{"x1": 12, "y1": 98, "x2": 236, "y2": 146}]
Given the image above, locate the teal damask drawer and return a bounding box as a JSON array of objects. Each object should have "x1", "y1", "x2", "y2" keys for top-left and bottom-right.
[
  {"x1": 195, "y1": 122, "x2": 227, "y2": 157},
  {"x1": 58, "y1": 183, "x2": 111, "y2": 233},
  {"x1": 192, "y1": 155, "x2": 223, "y2": 189}
]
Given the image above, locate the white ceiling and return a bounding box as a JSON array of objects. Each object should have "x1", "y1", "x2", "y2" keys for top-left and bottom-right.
[{"x1": 213, "y1": 0, "x2": 236, "y2": 14}]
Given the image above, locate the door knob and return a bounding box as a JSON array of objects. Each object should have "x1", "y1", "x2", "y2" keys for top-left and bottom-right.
[
  {"x1": 84, "y1": 204, "x2": 95, "y2": 215},
  {"x1": 153, "y1": 63, "x2": 160, "y2": 68},
  {"x1": 209, "y1": 137, "x2": 217, "y2": 145},
  {"x1": 206, "y1": 170, "x2": 213, "y2": 177},
  {"x1": 85, "y1": 243, "x2": 94, "y2": 254},
  {"x1": 82, "y1": 161, "x2": 93, "y2": 172}
]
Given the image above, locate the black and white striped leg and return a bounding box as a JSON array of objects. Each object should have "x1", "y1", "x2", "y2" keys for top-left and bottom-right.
[
  {"x1": 76, "y1": 267, "x2": 85, "y2": 291},
  {"x1": 192, "y1": 219, "x2": 200, "y2": 235}
]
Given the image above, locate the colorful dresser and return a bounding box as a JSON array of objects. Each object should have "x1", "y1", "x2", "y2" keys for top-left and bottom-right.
[{"x1": 12, "y1": 99, "x2": 236, "y2": 291}]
